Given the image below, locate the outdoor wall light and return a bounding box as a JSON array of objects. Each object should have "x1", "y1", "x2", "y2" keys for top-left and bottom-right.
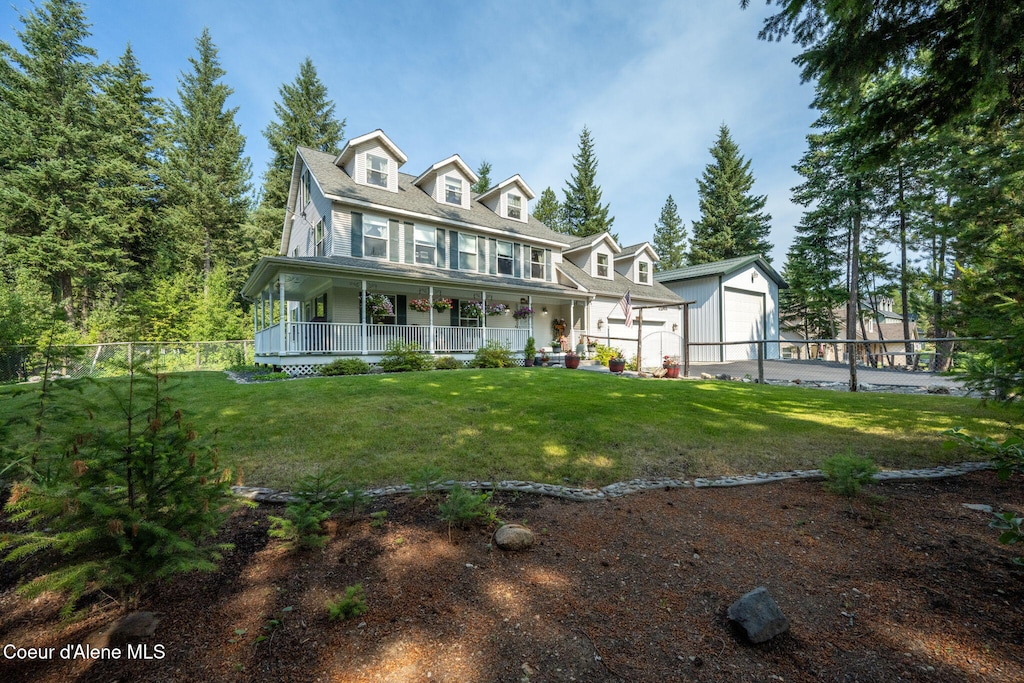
[
  {"x1": 542, "y1": 306, "x2": 548, "y2": 314},
  {"x1": 597, "y1": 319, "x2": 604, "y2": 330},
  {"x1": 672, "y1": 323, "x2": 679, "y2": 332}
]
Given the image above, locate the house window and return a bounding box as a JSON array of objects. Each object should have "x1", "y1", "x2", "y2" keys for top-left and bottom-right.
[
  {"x1": 445, "y1": 175, "x2": 462, "y2": 205},
  {"x1": 638, "y1": 261, "x2": 649, "y2": 284},
  {"x1": 459, "y1": 233, "x2": 477, "y2": 271},
  {"x1": 367, "y1": 154, "x2": 388, "y2": 187},
  {"x1": 530, "y1": 247, "x2": 545, "y2": 279},
  {"x1": 508, "y1": 193, "x2": 522, "y2": 219},
  {"x1": 414, "y1": 225, "x2": 436, "y2": 265},
  {"x1": 300, "y1": 169, "x2": 310, "y2": 207},
  {"x1": 314, "y1": 219, "x2": 325, "y2": 256},
  {"x1": 497, "y1": 240, "x2": 513, "y2": 275},
  {"x1": 363, "y1": 216, "x2": 388, "y2": 258},
  {"x1": 597, "y1": 253, "x2": 609, "y2": 277},
  {"x1": 314, "y1": 293, "x2": 327, "y2": 319}
]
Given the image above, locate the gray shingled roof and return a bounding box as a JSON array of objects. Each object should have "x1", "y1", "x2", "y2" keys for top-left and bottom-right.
[
  {"x1": 655, "y1": 254, "x2": 787, "y2": 288},
  {"x1": 559, "y1": 259, "x2": 683, "y2": 304},
  {"x1": 299, "y1": 147, "x2": 570, "y2": 245}
]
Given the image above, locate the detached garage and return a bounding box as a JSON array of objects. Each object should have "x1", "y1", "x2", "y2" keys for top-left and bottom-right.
[{"x1": 655, "y1": 255, "x2": 787, "y2": 362}]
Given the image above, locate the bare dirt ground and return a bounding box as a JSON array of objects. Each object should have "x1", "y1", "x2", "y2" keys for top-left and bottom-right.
[{"x1": 2, "y1": 470, "x2": 1022, "y2": 682}]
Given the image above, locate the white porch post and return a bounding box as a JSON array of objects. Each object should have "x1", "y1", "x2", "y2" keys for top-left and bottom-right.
[
  {"x1": 528, "y1": 295, "x2": 533, "y2": 338},
  {"x1": 481, "y1": 291, "x2": 487, "y2": 345},
  {"x1": 428, "y1": 286, "x2": 435, "y2": 354},
  {"x1": 278, "y1": 275, "x2": 286, "y2": 354},
  {"x1": 361, "y1": 280, "x2": 368, "y2": 355},
  {"x1": 570, "y1": 299, "x2": 576, "y2": 350}
]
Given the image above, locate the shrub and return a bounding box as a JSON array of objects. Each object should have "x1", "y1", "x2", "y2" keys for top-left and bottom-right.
[
  {"x1": 438, "y1": 484, "x2": 500, "y2": 529},
  {"x1": 433, "y1": 356, "x2": 462, "y2": 370},
  {"x1": 251, "y1": 371, "x2": 291, "y2": 381},
  {"x1": 268, "y1": 469, "x2": 346, "y2": 550},
  {"x1": 990, "y1": 512, "x2": 1024, "y2": 566},
  {"x1": 378, "y1": 341, "x2": 434, "y2": 372},
  {"x1": 406, "y1": 465, "x2": 444, "y2": 499},
  {"x1": 0, "y1": 358, "x2": 238, "y2": 616},
  {"x1": 326, "y1": 584, "x2": 367, "y2": 621},
  {"x1": 944, "y1": 427, "x2": 1024, "y2": 479},
  {"x1": 820, "y1": 452, "x2": 879, "y2": 497},
  {"x1": 319, "y1": 358, "x2": 371, "y2": 376},
  {"x1": 523, "y1": 337, "x2": 536, "y2": 359},
  {"x1": 593, "y1": 344, "x2": 619, "y2": 367},
  {"x1": 469, "y1": 341, "x2": 514, "y2": 368}
]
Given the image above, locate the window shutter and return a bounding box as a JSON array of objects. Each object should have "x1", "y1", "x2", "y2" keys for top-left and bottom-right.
[
  {"x1": 450, "y1": 231, "x2": 459, "y2": 270},
  {"x1": 545, "y1": 249, "x2": 553, "y2": 282},
  {"x1": 404, "y1": 223, "x2": 414, "y2": 263},
  {"x1": 351, "y1": 212, "x2": 363, "y2": 257},
  {"x1": 477, "y1": 236, "x2": 486, "y2": 273},
  {"x1": 450, "y1": 299, "x2": 459, "y2": 326},
  {"x1": 437, "y1": 228, "x2": 446, "y2": 268},
  {"x1": 389, "y1": 219, "x2": 399, "y2": 262},
  {"x1": 396, "y1": 295, "x2": 407, "y2": 325},
  {"x1": 489, "y1": 238, "x2": 497, "y2": 275},
  {"x1": 513, "y1": 243, "x2": 521, "y2": 278}
]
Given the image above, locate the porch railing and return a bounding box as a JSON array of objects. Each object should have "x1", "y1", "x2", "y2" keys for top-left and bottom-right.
[{"x1": 256, "y1": 322, "x2": 532, "y2": 356}]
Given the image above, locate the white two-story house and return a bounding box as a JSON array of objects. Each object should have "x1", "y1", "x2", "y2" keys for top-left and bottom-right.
[{"x1": 242, "y1": 129, "x2": 685, "y2": 375}]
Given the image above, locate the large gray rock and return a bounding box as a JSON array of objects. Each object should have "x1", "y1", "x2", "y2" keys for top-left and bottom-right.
[
  {"x1": 87, "y1": 611, "x2": 161, "y2": 649},
  {"x1": 493, "y1": 523, "x2": 535, "y2": 551},
  {"x1": 727, "y1": 587, "x2": 790, "y2": 644}
]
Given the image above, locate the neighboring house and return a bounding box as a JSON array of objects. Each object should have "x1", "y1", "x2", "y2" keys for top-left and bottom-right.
[
  {"x1": 655, "y1": 255, "x2": 787, "y2": 362},
  {"x1": 241, "y1": 129, "x2": 684, "y2": 375},
  {"x1": 781, "y1": 297, "x2": 921, "y2": 365}
]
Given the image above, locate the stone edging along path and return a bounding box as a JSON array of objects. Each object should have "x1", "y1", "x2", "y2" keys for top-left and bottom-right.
[{"x1": 231, "y1": 461, "x2": 994, "y2": 505}]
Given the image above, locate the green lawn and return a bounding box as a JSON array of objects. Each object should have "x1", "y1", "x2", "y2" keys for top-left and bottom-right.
[{"x1": 1, "y1": 369, "x2": 1017, "y2": 489}]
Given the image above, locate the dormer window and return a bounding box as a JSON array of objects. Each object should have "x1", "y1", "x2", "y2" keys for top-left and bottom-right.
[
  {"x1": 445, "y1": 175, "x2": 462, "y2": 205},
  {"x1": 597, "y1": 253, "x2": 609, "y2": 278},
  {"x1": 508, "y1": 194, "x2": 522, "y2": 219},
  {"x1": 367, "y1": 154, "x2": 388, "y2": 187},
  {"x1": 638, "y1": 261, "x2": 649, "y2": 284}
]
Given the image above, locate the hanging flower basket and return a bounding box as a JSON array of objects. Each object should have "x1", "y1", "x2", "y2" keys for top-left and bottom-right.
[
  {"x1": 432, "y1": 297, "x2": 452, "y2": 313},
  {"x1": 486, "y1": 303, "x2": 509, "y2": 316},
  {"x1": 461, "y1": 300, "x2": 484, "y2": 319},
  {"x1": 409, "y1": 298, "x2": 431, "y2": 313},
  {"x1": 365, "y1": 293, "x2": 394, "y2": 323},
  {"x1": 512, "y1": 306, "x2": 533, "y2": 321}
]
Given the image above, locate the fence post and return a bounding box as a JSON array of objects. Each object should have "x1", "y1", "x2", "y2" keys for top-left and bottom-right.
[
  {"x1": 757, "y1": 338, "x2": 764, "y2": 385},
  {"x1": 128, "y1": 341, "x2": 133, "y2": 368},
  {"x1": 848, "y1": 340, "x2": 858, "y2": 392},
  {"x1": 683, "y1": 302, "x2": 690, "y2": 378},
  {"x1": 195, "y1": 342, "x2": 201, "y2": 371}
]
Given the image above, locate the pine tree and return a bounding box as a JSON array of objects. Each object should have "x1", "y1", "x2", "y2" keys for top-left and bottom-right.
[
  {"x1": 561, "y1": 127, "x2": 614, "y2": 237},
  {"x1": 652, "y1": 195, "x2": 687, "y2": 271},
  {"x1": 688, "y1": 125, "x2": 773, "y2": 264},
  {"x1": 260, "y1": 58, "x2": 343, "y2": 220},
  {"x1": 164, "y1": 29, "x2": 252, "y2": 293},
  {"x1": 0, "y1": 0, "x2": 131, "y2": 327},
  {"x1": 532, "y1": 187, "x2": 563, "y2": 232},
  {"x1": 471, "y1": 160, "x2": 492, "y2": 195}
]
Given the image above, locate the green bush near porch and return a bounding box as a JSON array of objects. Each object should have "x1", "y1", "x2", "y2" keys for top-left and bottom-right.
[{"x1": 378, "y1": 341, "x2": 434, "y2": 372}]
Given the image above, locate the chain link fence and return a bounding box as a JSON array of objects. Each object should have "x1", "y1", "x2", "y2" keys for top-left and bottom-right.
[
  {"x1": 685, "y1": 337, "x2": 998, "y2": 394},
  {"x1": 0, "y1": 341, "x2": 254, "y2": 382}
]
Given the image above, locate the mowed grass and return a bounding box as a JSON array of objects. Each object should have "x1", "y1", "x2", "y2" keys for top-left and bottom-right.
[{"x1": 1, "y1": 369, "x2": 1018, "y2": 489}]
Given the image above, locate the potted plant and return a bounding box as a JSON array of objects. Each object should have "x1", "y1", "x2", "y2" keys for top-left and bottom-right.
[
  {"x1": 586, "y1": 336, "x2": 598, "y2": 356},
  {"x1": 523, "y1": 337, "x2": 536, "y2": 367},
  {"x1": 539, "y1": 350, "x2": 550, "y2": 367},
  {"x1": 409, "y1": 297, "x2": 431, "y2": 313},
  {"x1": 512, "y1": 306, "x2": 533, "y2": 328},
  {"x1": 564, "y1": 350, "x2": 580, "y2": 370},
  {"x1": 461, "y1": 300, "x2": 483, "y2": 319},
  {"x1": 365, "y1": 293, "x2": 394, "y2": 323},
  {"x1": 663, "y1": 355, "x2": 681, "y2": 379},
  {"x1": 608, "y1": 351, "x2": 626, "y2": 374},
  {"x1": 485, "y1": 302, "x2": 509, "y2": 316},
  {"x1": 431, "y1": 297, "x2": 452, "y2": 313}
]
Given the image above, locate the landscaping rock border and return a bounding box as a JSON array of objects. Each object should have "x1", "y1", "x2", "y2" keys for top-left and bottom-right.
[{"x1": 231, "y1": 461, "x2": 994, "y2": 504}]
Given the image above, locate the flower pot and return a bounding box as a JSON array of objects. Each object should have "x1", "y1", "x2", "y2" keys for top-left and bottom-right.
[
  {"x1": 665, "y1": 365, "x2": 680, "y2": 378},
  {"x1": 608, "y1": 358, "x2": 626, "y2": 373},
  {"x1": 565, "y1": 355, "x2": 580, "y2": 369},
  {"x1": 524, "y1": 357, "x2": 535, "y2": 367}
]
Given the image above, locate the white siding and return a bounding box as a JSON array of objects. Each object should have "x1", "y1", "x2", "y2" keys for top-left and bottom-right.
[
  {"x1": 661, "y1": 275, "x2": 722, "y2": 362},
  {"x1": 331, "y1": 208, "x2": 352, "y2": 257},
  {"x1": 722, "y1": 265, "x2": 781, "y2": 359},
  {"x1": 353, "y1": 141, "x2": 399, "y2": 193},
  {"x1": 435, "y1": 162, "x2": 471, "y2": 209}
]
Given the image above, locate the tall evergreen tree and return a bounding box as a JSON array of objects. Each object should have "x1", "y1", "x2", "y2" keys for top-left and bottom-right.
[
  {"x1": 259, "y1": 58, "x2": 343, "y2": 217},
  {"x1": 0, "y1": 0, "x2": 130, "y2": 327},
  {"x1": 471, "y1": 160, "x2": 492, "y2": 195},
  {"x1": 532, "y1": 187, "x2": 563, "y2": 232},
  {"x1": 652, "y1": 195, "x2": 687, "y2": 271},
  {"x1": 164, "y1": 29, "x2": 252, "y2": 292},
  {"x1": 560, "y1": 126, "x2": 614, "y2": 237},
  {"x1": 688, "y1": 125, "x2": 773, "y2": 264}
]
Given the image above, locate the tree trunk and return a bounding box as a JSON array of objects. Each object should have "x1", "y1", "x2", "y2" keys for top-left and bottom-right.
[
  {"x1": 847, "y1": 180, "x2": 862, "y2": 391},
  {"x1": 898, "y1": 164, "x2": 914, "y2": 363}
]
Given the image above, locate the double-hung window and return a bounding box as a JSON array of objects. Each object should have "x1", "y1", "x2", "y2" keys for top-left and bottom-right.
[
  {"x1": 414, "y1": 225, "x2": 436, "y2": 265},
  {"x1": 314, "y1": 220, "x2": 325, "y2": 256},
  {"x1": 497, "y1": 241, "x2": 513, "y2": 275},
  {"x1": 363, "y1": 216, "x2": 388, "y2": 258},
  {"x1": 367, "y1": 154, "x2": 388, "y2": 187},
  {"x1": 508, "y1": 193, "x2": 522, "y2": 219},
  {"x1": 638, "y1": 261, "x2": 649, "y2": 284},
  {"x1": 300, "y1": 169, "x2": 310, "y2": 207},
  {"x1": 445, "y1": 176, "x2": 462, "y2": 205},
  {"x1": 597, "y1": 253, "x2": 609, "y2": 277},
  {"x1": 459, "y1": 233, "x2": 477, "y2": 271},
  {"x1": 530, "y1": 247, "x2": 545, "y2": 279}
]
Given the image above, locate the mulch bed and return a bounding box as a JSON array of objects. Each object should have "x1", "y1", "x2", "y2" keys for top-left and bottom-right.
[{"x1": 1, "y1": 470, "x2": 1022, "y2": 682}]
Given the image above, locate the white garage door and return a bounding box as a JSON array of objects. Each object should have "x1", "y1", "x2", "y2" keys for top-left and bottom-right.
[{"x1": 723, "y1": 289, "x2": 765, "y2": 360}]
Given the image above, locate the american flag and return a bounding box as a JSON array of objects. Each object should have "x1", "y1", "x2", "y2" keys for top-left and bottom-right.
[{"x1": 619, "y1": 291, "x2": 633, "y2": 328}]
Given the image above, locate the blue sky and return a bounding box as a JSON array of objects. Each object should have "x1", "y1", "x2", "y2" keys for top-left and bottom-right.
[{"x1": 3, "y1": 0, "x2": 818, "y2": 265}]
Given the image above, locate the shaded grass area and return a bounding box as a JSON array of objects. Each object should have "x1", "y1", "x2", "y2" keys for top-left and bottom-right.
[{"x1": 0, "y1": 369, "x2": 1017, "y2": 489}]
